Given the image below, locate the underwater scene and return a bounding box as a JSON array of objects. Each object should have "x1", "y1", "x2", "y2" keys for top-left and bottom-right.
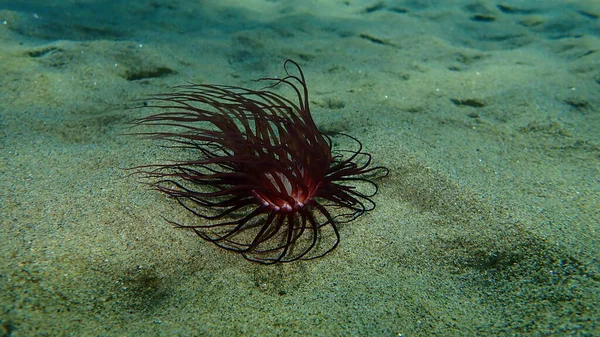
[{"x1": 0, "y1": 0, "x2": 598, "y2": 336}]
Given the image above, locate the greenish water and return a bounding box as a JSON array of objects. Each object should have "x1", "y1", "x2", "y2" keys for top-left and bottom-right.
[{"x1": 1, "y1": 0, "x2": 598, "y2": 336}]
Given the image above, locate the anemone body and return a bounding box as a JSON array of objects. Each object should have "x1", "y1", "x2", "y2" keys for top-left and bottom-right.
[{"x1": 133, "y1": 60, "x2": 388, "y2": 264}]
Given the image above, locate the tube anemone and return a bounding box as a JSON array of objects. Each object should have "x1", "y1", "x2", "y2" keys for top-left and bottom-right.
[{"x1": 131, "y1": 60, "x2": 389, "y2": 264}]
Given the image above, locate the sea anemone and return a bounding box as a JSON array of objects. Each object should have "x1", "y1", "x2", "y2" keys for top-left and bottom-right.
[{"x1": 132, "y1": 59, "x2": 388, "y2": 264}]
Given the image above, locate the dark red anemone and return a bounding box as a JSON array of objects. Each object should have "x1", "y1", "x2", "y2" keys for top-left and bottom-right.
[{"x1": 132, "y1": 60, "x2": 388, "y2": 264}]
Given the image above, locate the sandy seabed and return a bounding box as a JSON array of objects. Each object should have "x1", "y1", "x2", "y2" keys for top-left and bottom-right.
[{"x1": 1, "y1": 0, "x2": 599, "y2": 336}]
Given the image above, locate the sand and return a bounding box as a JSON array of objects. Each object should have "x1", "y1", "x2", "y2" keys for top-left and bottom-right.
[{"x1": 0, "y1": 0, "x2": 598, "y2": 336}]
